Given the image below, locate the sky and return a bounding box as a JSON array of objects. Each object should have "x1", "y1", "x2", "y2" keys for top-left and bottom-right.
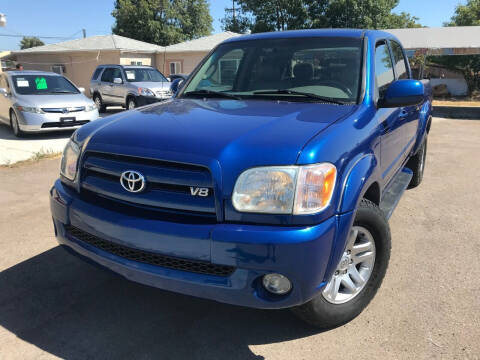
[{"x1": 0, "y1": 0, "x2": 466, "y2": 51}]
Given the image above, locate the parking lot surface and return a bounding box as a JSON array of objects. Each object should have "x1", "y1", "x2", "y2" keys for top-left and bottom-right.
[
  {"x1": 0, "y1": 117, "x2": 479, "y2": 359},
  {"x1": 0, "y1": 108, "x2": 123, "y2": 165}
]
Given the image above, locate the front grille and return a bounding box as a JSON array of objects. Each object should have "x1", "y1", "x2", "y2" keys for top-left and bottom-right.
[
  {"x1": 80, "y1": 152, "x2": 217, "y2": 218},
  {"x1": 42, "y1": 106, "x2": 85, "y2": 113},
  {"x1": 42, "y1": 120, "x2": 90, "y2": 128},
  {"x1": 65, "y1": 225, "x2": 235, "y2": 277}
]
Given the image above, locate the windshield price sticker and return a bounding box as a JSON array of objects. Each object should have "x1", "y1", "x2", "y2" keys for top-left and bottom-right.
[
  {"x1": 126, "y1": 71, "x2": 135, "y2": 80},
  {"x1": 35, "y1": 77, "x2": 48, "y2": 90},
  {"x1": 16, "y1": 79, "x2": 29, "y2": 87}
]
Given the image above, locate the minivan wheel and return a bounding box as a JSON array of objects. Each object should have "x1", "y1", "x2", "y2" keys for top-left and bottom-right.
[
  {"x1": 93, "y1": 94, "x2": 106, "y2": 113},
  {"x1": 127, "y1": 97, "x2": 136, "y2": 110},
  {"x1": 291, "y1": 199, "x2": 391, "y2": 329},
  {"x1": 10, "y1": 111, "x2": 23, "y2": 137}
]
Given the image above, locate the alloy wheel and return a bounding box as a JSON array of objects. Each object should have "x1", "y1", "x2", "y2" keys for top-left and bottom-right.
[{"x1": 322, "y1": 226, "x2": 376, "y2": 304}]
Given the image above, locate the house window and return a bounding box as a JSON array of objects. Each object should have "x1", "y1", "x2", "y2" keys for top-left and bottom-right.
[
  {"x1": 169, "y1": 61, "x2": 181, "y2": 75},
  {"x1": 130, "y1": 61, "x2": 143, "y2": 65},
  {"x1": 51, "y1": 65, "x2": 66, "y2": 75}
]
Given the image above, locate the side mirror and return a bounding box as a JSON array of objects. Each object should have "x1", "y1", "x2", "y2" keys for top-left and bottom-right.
[
  {"x1": 113, "y1": 77, "x2": 123, "y2": 84},
  {"x1": 0, "y1": 88, "x2": 7, "y2": 96},
  {"x1": 78, "y1": 87, "x2": 85, "y2": 94},
  {"x1": 379, "y1": 80, "x2": 424, "y2": 108},
  {"x1": 170, "y1": 78, "x2": 185, "y2": 94}
]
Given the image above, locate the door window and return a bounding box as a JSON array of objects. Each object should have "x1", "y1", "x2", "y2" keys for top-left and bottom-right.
[
  {"x1": 374, "y1": 42, "x2": 395, "y2": 99},
  {"x1": 390, "y1": 41, "x2": 409, "y2": 79},
  {"x1": 111, "y1": 68, "x2": 123, "y2": 82},
  {"x1": 101, "y1": 68, "x2": 114, "y2": 82}
]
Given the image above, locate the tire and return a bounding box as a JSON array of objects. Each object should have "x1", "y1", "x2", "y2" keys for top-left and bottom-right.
[
  {"x1": 10, "y1": 110, "x2": 23, "y2": 137},
  {"x1": 127, "y1": 97, "x2": 136, "y2": 110},
  {"x1": 291, "y1": 199, "x2": 391, "y2": 329},
  {"x1": 93, "y1": 94, "x2": 106, "y2": 113},
  {"x1": 406, "y1": 138, "x2": 427, "y2": 189}
]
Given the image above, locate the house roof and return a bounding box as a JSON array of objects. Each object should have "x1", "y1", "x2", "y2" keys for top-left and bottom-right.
[
  {"x1": 386, "y1": 26, "x2": 480, "y2": 51},
  {"x1": 12, "y1": 35, "x2": 165, "y2": 54},
  {"x1": 165, "y1": 32, "x2": 241, "y2": 52}
]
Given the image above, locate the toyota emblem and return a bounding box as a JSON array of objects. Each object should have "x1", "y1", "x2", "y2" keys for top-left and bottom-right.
[{"x1": 120, "y1": 170, "x2": 146, "y2": 193}]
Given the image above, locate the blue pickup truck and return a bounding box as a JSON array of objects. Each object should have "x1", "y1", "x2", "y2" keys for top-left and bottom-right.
[{"x1": 50, "y1": 29, "x2": 432, "y2": 328}]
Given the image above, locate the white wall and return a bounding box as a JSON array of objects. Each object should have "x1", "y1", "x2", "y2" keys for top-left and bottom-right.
[{"x1": 430, "y1": 78, "x2": 468, "y2": 96}]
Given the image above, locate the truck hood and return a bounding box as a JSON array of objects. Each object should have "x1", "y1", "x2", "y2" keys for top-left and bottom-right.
[
  {"x1": 82, "y1": 98, "x2": 356, "y2": 175},
  {"x1": 16, "y1": 93, "x2": 93, "y2": 108}
]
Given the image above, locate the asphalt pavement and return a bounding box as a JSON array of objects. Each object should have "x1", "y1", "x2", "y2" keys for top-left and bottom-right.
[{"x1": 0, "y1": 117, "x2": 479, "y2": 359}]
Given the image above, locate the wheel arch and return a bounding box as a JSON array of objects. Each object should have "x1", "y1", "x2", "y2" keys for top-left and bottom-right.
[{"x1": 338, "y1": 153, "x2": 380, "y2": 214}]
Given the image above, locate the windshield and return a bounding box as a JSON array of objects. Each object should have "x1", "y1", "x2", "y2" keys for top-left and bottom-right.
[
  {"x1": 124, "y1": 68, "x2": 168, "y2": 82},
  {"x1": 12, "y1": 75, "x2": 79, "y2": 95},
  {"x1": 182, "y1": 37, "x2": 363, "y2": 103}
]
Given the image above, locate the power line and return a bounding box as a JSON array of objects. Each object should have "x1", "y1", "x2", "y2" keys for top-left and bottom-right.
[{"x1": 0, "y1": 29, "x2": 83, "y2": 40}]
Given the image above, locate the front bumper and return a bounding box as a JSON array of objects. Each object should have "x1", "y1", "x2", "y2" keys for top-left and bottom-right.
[
  {"x1": 16, "y1": 109, "x2": 100, "y2": 132},
  {"x1": 137, "y1": 95, "x2": 171, "y2": 106},
  {"x1": 50, "y1": 179, "x2": 354, "y2": 309}
]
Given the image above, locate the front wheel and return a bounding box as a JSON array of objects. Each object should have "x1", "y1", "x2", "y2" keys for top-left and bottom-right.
[
  {"x1": 10, "y1": 111, "x2": 23, "y2": 137},
  {"x1": 93, "y1": 94, "x2": 106, "y2": 113},
  {"x1": 291, "y1": 199, "x2": 391, "y2": 329},
  {"x1": 127, "y1": 97, "x2": 136, "y2": 110}
]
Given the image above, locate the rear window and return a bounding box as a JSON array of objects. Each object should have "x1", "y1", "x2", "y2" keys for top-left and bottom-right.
[
  {"x1": 12, "y1": 75, "x2": 79, "y2": 95},
  {"x1": 92, "y1": 67, "x2": 103, "y2": 80}
]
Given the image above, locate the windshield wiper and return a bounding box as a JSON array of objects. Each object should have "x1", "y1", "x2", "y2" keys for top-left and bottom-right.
[
  {"x1": 182, "y1": 89, "x2": 242, "y2": 100},
  {"x1": 252, "y1": 89, "x2": 346, "y2": 105},
  {"x1": 47, "y1": 91, "x2": 76, "y2": 94}
]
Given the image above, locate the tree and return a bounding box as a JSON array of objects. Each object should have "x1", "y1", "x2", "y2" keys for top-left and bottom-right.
[
  {"x1": 220, "y1": 1, "x2": 251, "y2": 33},
  {"x1": 20, "y1": 36, "x2": 44, "y2": 49},
  {"x1": 232, "y1": 0, "x2": 421, "y2": 33},
  {"x1": 446, "y1": 0, "x2": 480, "y2": 26},
  {"x1": 112, "y1": 0, "x2": 213, "y2": 46}
]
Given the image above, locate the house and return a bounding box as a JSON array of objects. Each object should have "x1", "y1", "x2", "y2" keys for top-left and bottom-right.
[
  {"x1": 161, "y1": 31, "x2": 240, "y2": 75},
  {"x1": 10, "y1": 32, "x2": 240, "y2": 96}
]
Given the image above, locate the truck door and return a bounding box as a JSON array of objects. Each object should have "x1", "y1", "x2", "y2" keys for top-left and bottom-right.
[
  {"x1": 375, "y1": 41, "x2": 406, "y2": 186},
  {"x1": 390, "y1": 40, "x2": 419, "y2": 160}
]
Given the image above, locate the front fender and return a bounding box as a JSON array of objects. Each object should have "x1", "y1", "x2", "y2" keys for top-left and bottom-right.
[{"x1": 338, "y1": 154, "x2": 378, "y2": 214}]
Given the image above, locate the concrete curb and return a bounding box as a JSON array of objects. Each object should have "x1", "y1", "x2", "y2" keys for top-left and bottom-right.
[{"x1": 433, "y1": 106, "x2": 480, "y2": 120}]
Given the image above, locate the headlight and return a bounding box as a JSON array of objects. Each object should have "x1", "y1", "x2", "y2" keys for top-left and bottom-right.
[
  {"x1": 138, "y1": 87, "x2": 155, "y2": 97},
  {"x1": 232, "y1": 163, "x2": 336, "y2": 215},
  {"x1": 60, "y1": 140, "x2": 80, "y2": 181},
  {"x1": 85, "y1": 103, "x2": 97, "y2": 112},
  {"x1": 15, "y1": 104, "x2": 44, "y2": 114}
]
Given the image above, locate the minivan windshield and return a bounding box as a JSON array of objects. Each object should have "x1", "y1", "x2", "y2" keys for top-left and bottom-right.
[
  {"x1": 12, "y1": 75, "x2": 80, "y2": 95},
  {"x1": 124, "y1": 67, "x2": 168, "y2": 82},
  {"x1": 182, "y1": 37, "x2": 363, "y2": 103}
]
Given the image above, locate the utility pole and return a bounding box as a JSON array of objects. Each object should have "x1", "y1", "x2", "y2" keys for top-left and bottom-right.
[
  {"x1": 82, "y1": 29, "x2": 86, "y2": 38},
  {"x1": 225, "y1": 0, "x2": 241, "y2": 30}
]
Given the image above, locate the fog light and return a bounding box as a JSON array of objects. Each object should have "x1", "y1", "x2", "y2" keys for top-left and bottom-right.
[{"x1": 262, "y1": 273, "x2": 292, "y2": 295}]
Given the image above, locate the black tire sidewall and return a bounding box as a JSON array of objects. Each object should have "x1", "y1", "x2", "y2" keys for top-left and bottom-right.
[
  {"x1": 10, "y1": 111, "x2": 22, "y2": 137},
  {"x1": 408, "y1": 138, "x2": 427, "y2": 189},
  {"x1": 94, "y1": 94, "x2": 105, "y2": 113},
  {"x1": 292, "y1": 199, "x2": 391, "y2": 329}
]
